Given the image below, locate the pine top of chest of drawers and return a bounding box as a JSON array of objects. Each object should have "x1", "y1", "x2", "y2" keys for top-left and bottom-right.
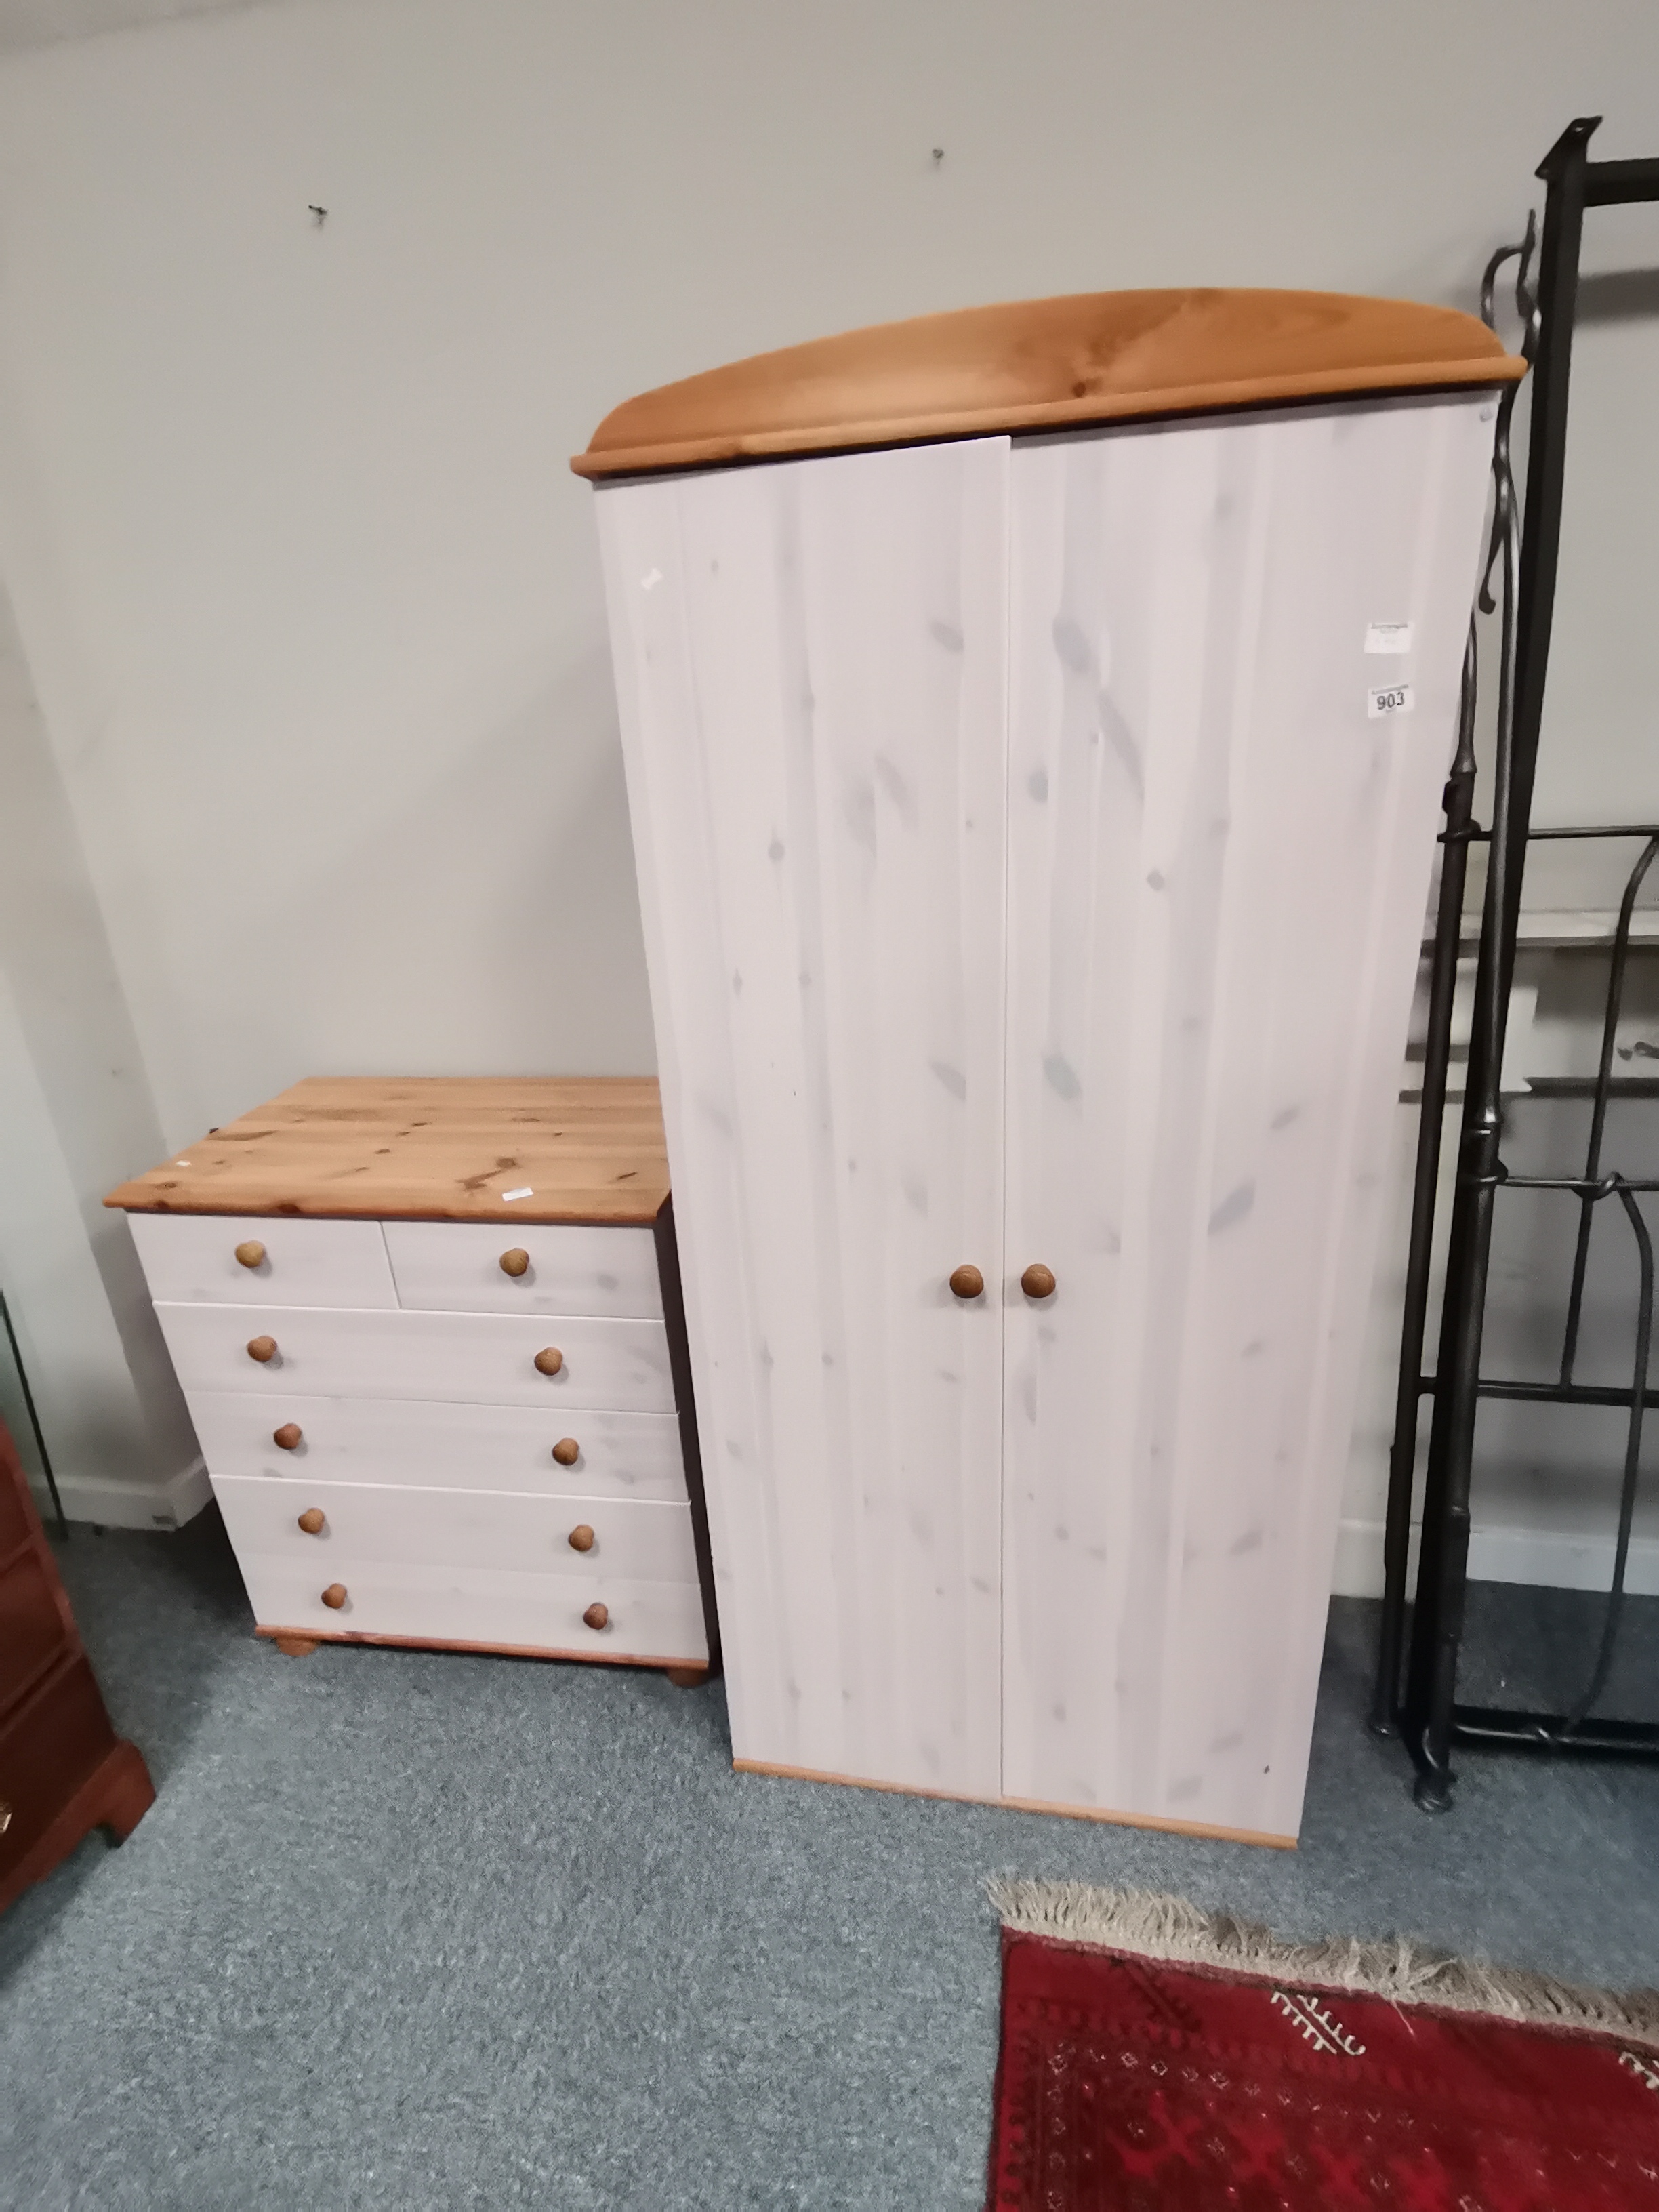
[{"x1": 103, "y1": 1078, "x2": 670, "y2": 1227}]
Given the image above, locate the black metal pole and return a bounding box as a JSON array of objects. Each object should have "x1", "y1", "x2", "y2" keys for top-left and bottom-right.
[
  {"x1": 1403, "y1": 119, "x2": 1597, "y2": 1809},
  {"x1": 1370, "y1": 627, "x2": 1478, "y2": 1736},
  {"x1": 1404, "y1": 516, "x2": 1517, "y2": 1811},
  {"x1": 1498, "y1": 118, "x2": 1598, "y2": 1001}
]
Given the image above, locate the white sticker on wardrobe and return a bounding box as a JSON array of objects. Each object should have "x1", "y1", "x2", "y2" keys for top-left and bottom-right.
[{"x1": 1367, "y1": 683, "x2": 1414, "y2": 720}]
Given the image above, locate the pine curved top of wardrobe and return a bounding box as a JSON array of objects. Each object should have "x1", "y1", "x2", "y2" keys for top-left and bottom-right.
[{"x1": 572, "y1": 288, "x2": 1525, "y2": 480}]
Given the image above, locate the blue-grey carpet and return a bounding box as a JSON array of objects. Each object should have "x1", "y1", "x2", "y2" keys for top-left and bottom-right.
[{"x1": 3, "y1": 1509, "x2": 1656, "y2": 2210}]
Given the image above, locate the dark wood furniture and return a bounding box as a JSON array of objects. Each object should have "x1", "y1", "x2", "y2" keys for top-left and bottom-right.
[{"x1": 0, "y1": 1420, "x2": 153, "y2": 1914}]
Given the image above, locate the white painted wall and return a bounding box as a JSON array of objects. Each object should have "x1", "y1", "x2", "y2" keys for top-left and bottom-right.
[
  {"x1": 0, "y1": 0, "x2": 1653, "y2": 1543},
  {"x1": 0, "y1": 571, "x2": 205, "y2": 1521},
  {"x1": 0, "y1": 0, "x2": 262, "y2": 52}
]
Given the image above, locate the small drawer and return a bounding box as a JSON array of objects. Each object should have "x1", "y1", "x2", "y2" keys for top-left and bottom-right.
[
  {"x1": 186, "y1": 1392, "x2": 687, "y2": 1502},
  {"x1": 127, "y1": 1214, "x2": 396, "y2": 1309},
  {"x1": 384, "y1": 1221, "x2": 663, "y2": 1319},
  {"x1": 234, "y1": 1552, "x2": 708, "y2": 1666},
  {"x1": 155, "y1": 1303, "x2": 676, "y2": 1414},
  {"x1": 213, "y1": 1476, "x2": 699, "y2": 1582}
]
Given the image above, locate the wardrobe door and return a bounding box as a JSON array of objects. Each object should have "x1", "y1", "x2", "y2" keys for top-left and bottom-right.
[
  {"x1": 597, "y1": 438, "x2": 1009, "y2": 1797},
  {"x1": 1002, "y1": 398, "x2": 1495, "y2": 1840}
]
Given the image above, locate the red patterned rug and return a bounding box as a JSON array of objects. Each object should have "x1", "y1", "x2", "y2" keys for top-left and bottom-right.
[{"x1": 986, "y1": 1886, "x2": 1659, "y2": 2210}]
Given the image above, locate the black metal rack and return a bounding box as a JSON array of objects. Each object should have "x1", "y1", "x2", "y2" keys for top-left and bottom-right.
[{"x1": 1371, "y1": 119, "x2": 1659, "y2": 1809}]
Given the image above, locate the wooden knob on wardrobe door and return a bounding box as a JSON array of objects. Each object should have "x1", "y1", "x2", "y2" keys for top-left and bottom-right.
[
  {"x1": 582, "y1": 1601, "x2": 609, "y2": 1631},
  {"x1": 948, "y1": 1265, "x2": 984, "y2": 1301},
  {"x1": 499, "y1": 1248, "x2": 531, "y2": 1277},
  {"x1": 533, "y1": 1346, "x2": 564, "y2": 1376},
  {"x1": 1021, "y1": 1263, "x2": 1057, "y2": 1300},
  {"x1": 552, "y1": 1437, "x2": 580, "y2": 1467},
  {"x1": 247, "y1": 1335, "x2": 278, "y2": 1364},
  {"x1": 234, "y1": 1240, "x2": 267, "y2": 1270},
  {"x1": 567, "y1": 1524, "x2": 595, "y2": 1554},
  {"x1": 273, "y1": 1422, "x2": 303, "y2": 1451},
  {"x1": 321, "y1": 1583, "x2": 347, "y2": 1610},
  {"x1": 297, "y1": 1508, "x2": 325, "y2": 1536}
]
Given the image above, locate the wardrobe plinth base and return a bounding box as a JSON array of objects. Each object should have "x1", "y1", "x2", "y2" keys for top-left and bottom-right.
[{"x1": 731, "y1": 1758, "x2": 1296, "y2": 1850}]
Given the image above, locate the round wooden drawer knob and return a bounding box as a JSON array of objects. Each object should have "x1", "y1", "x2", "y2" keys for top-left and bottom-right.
[
  {"x1": 234, "y1": 1240, "x2": 267, "y2": 1270},
  {"x1": 949, "y1": 1264, "x2": 984, "y2": 1301},
  {"x1": 273, "y1": 1422, "x2": 303, "y2": 1451},
  {"x1": 568, "y1": 1524, "x2": 596, "y2": 1553},
  {"x1": 499, "y1": 1248, "x2": 531, "y2": 1278},
  {"x1": 297, "y1": 1508, "x2": 326, "y2": 1536},
  {"x1": 247, "y1": 1335, "x2": 278, "y2": 1364},
  {"x1": 321, "y1": 1583, "x2": 348, "y2": 1610},
  {"x1": 533, "y1": 1346, "x2": 564, "y2": 1376},
  {"x1": 552, "y1": 1437, "x2": 580, "y2": 1467},
  {"x1": 1021, "y1": 1263, "x2": 1057, "y2": 1300},
  {"x1": 582, "y1": 1601, "x2": 609, "y2": 1631}
]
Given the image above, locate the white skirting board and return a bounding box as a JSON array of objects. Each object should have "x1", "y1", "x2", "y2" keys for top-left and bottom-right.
[{"x1": 30, "y1": 1453, "x2": 211, "y2": 1531}]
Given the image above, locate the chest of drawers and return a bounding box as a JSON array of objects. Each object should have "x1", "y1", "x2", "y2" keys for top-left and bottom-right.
[{"x1": 106, "y1": 1078, "x2": 717, "y2": 1680}]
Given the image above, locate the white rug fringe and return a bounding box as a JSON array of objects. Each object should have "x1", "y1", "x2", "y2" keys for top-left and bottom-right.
[{"x1": 987, "y1": 1879, "x2": 1659, "y2": 2053}]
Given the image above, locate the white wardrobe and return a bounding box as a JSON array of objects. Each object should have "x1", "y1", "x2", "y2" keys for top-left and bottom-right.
[{"x1": 579, "y1": 289, "x2": 1521, "y2": 1843}]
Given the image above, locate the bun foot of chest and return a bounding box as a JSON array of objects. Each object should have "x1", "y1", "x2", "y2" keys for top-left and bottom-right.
[
  {"x1": 87, "y1": 1740, "x2": 157, "y2": 1844},
  {"x1": 271, "y1": 1634, "x2": 320, "y2": 1658},
  {"x1": 665, "y1": 1666, "x2": 709, "y2": 1689}
]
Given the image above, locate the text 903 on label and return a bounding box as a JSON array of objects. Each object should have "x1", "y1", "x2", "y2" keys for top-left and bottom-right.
[{"x1": 1367, "y1": 682, "x2": 1414, "y2": 720}]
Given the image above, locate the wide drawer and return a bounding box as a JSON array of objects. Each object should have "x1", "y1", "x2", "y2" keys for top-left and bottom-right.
[
  {"x1": 0, "y1": 1549, "x2": 73, "y2": 1724},
  {"x1": 129, "y1": 1213, "x2": 397, "y2": 1309},
  {"x1": 213, "y1": 1476, "x2": 699, "y2": 1582},
  {"x1": 155, "y1": 1303, "x2": 676, "y2": 1414},
  {"x1": 384, "y1": 1221, "x2": 662, "y2": 1319},
  {"x1": 186, "y1": 1391, "x2": 687, "y2": 1501},
  {"x1": 0, "y1": 1656, "x2": 117, "y2": 1887},
  {"x1": 0, "y1": 1464, "x2": 31, "y2": 1555},
  {"x1": 234, "y1": 1552, "x2": 708, "y2": 1664}
]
